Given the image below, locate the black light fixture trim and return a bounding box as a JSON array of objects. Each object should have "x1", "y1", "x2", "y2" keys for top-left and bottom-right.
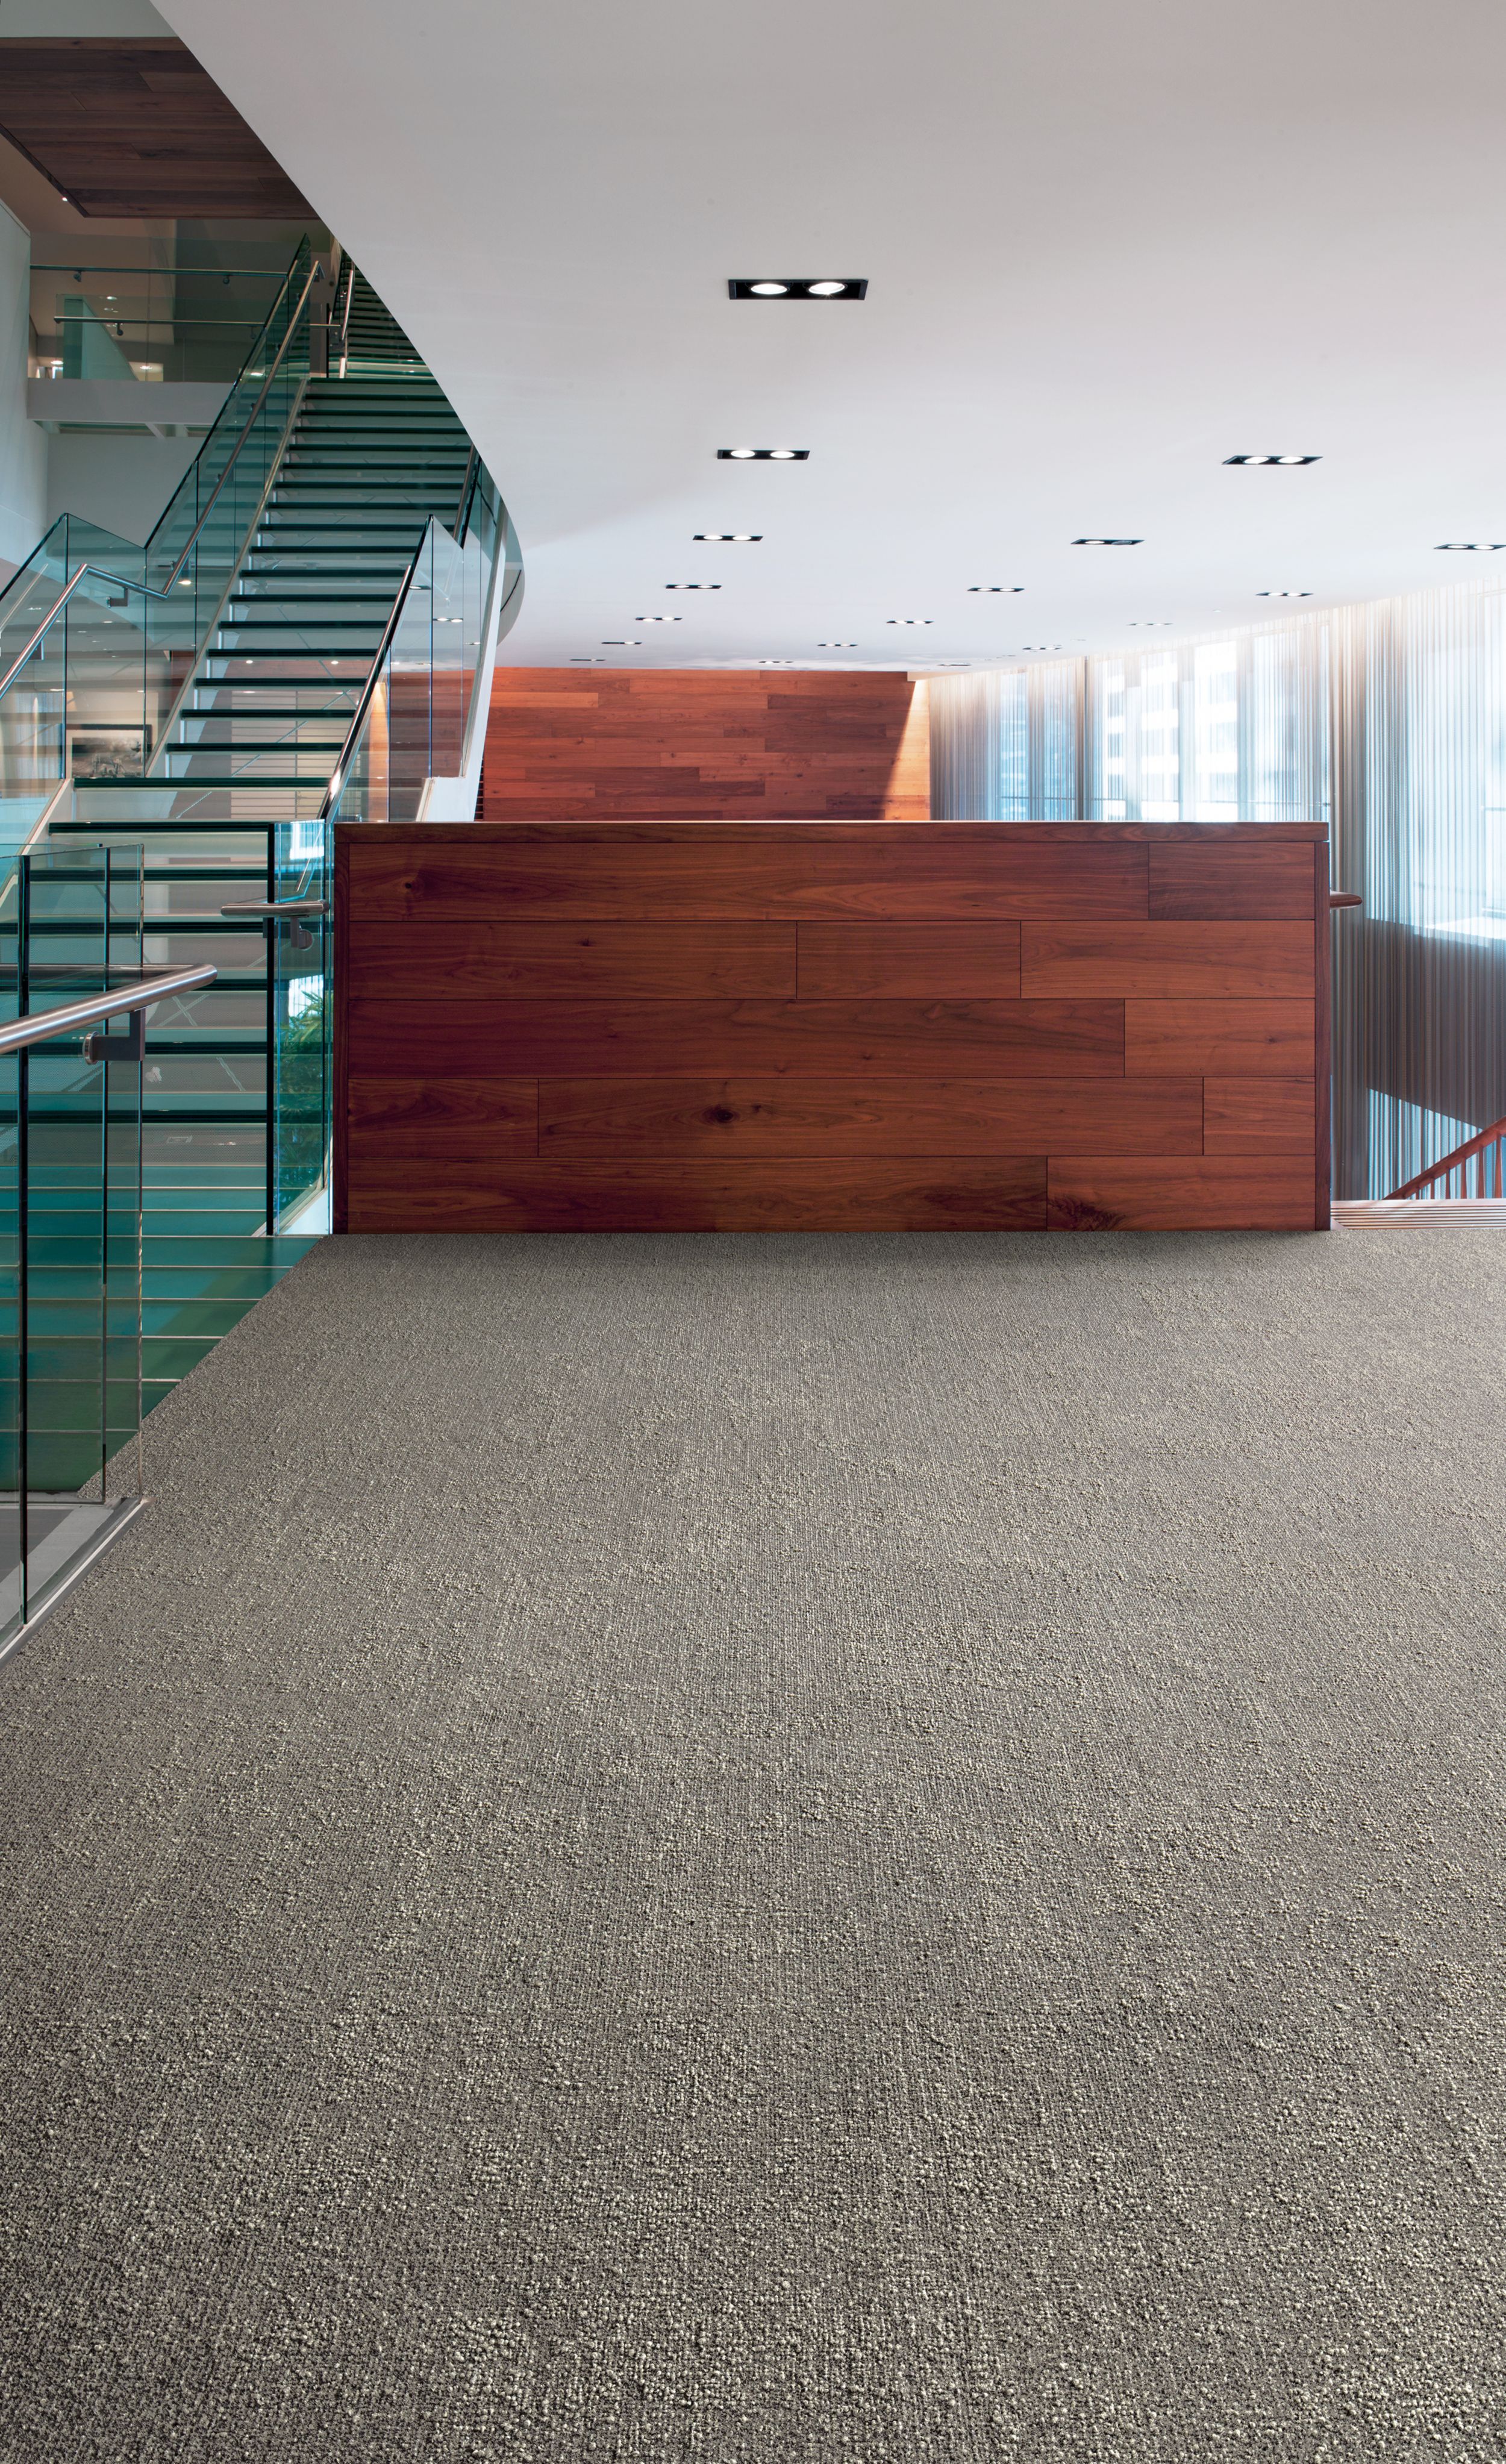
[
  {"x1": 636, "y1": 614, "x2": 684, "y2": 622},
  {"x1": 1223, "y1": 454, "x2": 1320, "y2": 466},
  {"x1": 694, "y1": 533, "x2": 761, "y2": 542},
  {"x1": 969, "y1": 586, "x2": 1025, "y2": 593},
  {"x1": 1255, "y1": 591, "x2": 1313, "y2": 599},
  {"x1": 1436, "y1": 542, "x2": 1506, "y2": 551},
  {"x1": 729, "y1": 279, "x2": 867, "y2": 300},
  {"x1": 886, "y1": 618, "x2": 933, "y2": 626},
  {"x1": 817, "y1": 640, "x2": 859, "y2": 648},
  {"x1": 665, "y1": 583, "x2": 722, "y2": 590},
  {"x1": 717, "y1": 448, "x2": 810, "y2": 460},
  {"x1": 1072, "y1": 537, "x2": 1143, "y2": 546}
]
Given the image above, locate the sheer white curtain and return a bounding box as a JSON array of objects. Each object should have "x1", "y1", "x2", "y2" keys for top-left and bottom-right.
[{"x1": 928, "y1": 583, "x2": 1506, "y2": 1196}]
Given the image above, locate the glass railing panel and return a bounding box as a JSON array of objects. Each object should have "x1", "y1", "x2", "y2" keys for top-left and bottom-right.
[
  {"x1": 0, "y1": 622, "x2": 67, "y2": 855},
  {"x1": 0, "y1": 842, "x2": 145, "y2": 1656},
  {"x1": 31, "y1": 260, "x2": 289, "y2": 386},
  {"x1": 0, "y1": 518, "x2": 73, "y2": 687},
  {"x1": 430, "y1": 508, "x2": 480, "y2": 782},
  {"x1": 270, "y1": 816, "x2": 332, "y2": 1228}
]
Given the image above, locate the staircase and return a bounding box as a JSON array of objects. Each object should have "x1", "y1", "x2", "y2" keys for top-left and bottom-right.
[
  {"x1": 1387, "y1": 1116, "x2": 1506, "y2": 1201},
  {"x1": 34, "y1": 269, "x2": 496, "y2": 1418}
]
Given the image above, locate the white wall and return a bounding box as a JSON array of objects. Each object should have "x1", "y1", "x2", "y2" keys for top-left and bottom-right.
[
  {"x1": 0, "y1": 198, "x2": 47, "y2": 581},
  {"x1": 45, "y1": 426, "x2": 199, "y2": 544}
]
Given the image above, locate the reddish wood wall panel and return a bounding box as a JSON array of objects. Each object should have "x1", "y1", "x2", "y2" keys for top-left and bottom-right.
[
  {"x1": 483, "y1": 670, "x2": 931, "y2": 820},
  {"x1": 536, "y1": 1078, "x2": 1203, "y2": 1157},
  {"x1": 1022, "y1": 922, "x2": 1314, "y2": 999},
  {"x1": 336, "y1": 822, "x2": 1331, "y2": 1234},
  {"x1": 796, "y1": 923, "x2": 1022, "y2": 996},
  {"x1": 348, "y1": 996, "x2": 1126, "y2": 1079},
  {"x1": 1125, "y1": 1000, "x2": 1316, "y2": 1077},
  {"x1": 1146, "y1": 843, "x2": 1317, "y2": 920},
  {"x1": 344, "y1": 1157, "x2": 1049, "y2": 1234},
  {"x1": 348, "y1": 921, "x2": 799, "y2": 999},
  {"x1": 1203, "y1": 1079, "x2": 1317, "y2": 1152},
  {"x1": 348, "y1": 828, "x2": 1148, "y2": 922}
]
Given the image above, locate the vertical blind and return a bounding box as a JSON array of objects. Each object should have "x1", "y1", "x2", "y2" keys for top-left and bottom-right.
[{"x1": 928, "y1": 583, "x2": 1506, "y2": 1199}]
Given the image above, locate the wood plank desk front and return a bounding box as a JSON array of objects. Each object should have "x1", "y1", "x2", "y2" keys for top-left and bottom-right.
[{"x1": 334, "y1": 822, "x2": 1330, "y2": 1233}]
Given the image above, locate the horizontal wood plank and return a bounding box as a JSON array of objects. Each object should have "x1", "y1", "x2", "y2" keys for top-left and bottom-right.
[
  {"x1": 1022, "y1": 922, "x2": 1314, "y2": 998},
  {"x1": 345, "y1": 1157, "x2": 1049, "y2": 1234},
  {"x1": 1147, "y1": 844, "x2": 1317, "y2": 921},
  {"x1": 349, "y1": 998, "x2": 1126, "y2": 1080},
  {"x1": 346, "y1": 1077, "x2": 537, "y2": 1159},
  {"x1": 349, "y1": 921, "x2": 798, "y2": 999},
  {"x1": 1047, "y1": 1157, "x2": 1314, "y2": 1230},
  {"x1": 348, "y1": 832, "x2": 1150, "y2": 923},
  {"x1": 537, "y1": 1077, "x2": 1201, "y2": 1156},
  {"x1": 1203, "y1": 1078, "x2": 1317, "y2": 1153},
  {"x1": 1125, "y1": 1000, "x2": 1315, "y2": 1077},
  {"x1": 484, "y1": 668, "x2": 930, "y2": 821},
  {"x1": 797, "y1": 922, "x2": 1022, "y2": 996}
]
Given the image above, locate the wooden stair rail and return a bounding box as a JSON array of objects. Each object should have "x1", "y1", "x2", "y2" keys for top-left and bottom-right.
[{"x1": 1388, "y1": 1115, "x2": 1506, "y2": 1199}]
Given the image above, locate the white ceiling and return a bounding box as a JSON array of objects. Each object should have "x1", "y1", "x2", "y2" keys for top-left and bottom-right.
[{"x1": 157, "y1": 0, "x2": 1506, "y2": 671}]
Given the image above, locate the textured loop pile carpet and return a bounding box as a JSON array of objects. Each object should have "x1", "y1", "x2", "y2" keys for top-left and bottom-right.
[{"x1": 1, "y1": 1228, "x2": 1504, "y2": 2462}]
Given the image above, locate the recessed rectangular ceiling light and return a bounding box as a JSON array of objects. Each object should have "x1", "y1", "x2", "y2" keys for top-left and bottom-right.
[
  {"x1": 664, "y1": 583, "x2": 722, "y2": 590},
  {"x1": 717, "y1": 448, "x2": 809, "y2": 460},
  {"x1": 694, "y1": 533, "x2": 761, "y2": 542},
  {"x1": 969, "y1": 586, "x2": 1025, "y2": 593},
  {"x1": 1255, "y1": 591, "x2": 1312, "y2": 599},
  {"x1": 1437, "y1": 541, "x2": 1505, "y2": 551},
  {"x1": 1072, "y1": 537, "x2": 1143, "y2": 546},
  {"x1": 729, "y1": 279, "x2": 867, "y2": 300},
  {"x1": 1223, "y1": 454, "x2": 1320, "y2": 466},
  {"x1": 636, "y1": 614, "x2": 683, "y2": 622}
]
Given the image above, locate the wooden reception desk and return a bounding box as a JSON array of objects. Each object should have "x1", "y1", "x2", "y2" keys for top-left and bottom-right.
[{"x1": 334, "y1": 821, "x2": 1330, "y2": 1233}]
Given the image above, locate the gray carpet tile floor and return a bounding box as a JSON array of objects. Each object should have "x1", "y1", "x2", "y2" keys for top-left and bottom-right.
[{"x1": 1, "y1": 1227, "x2": 1504, "y2": 2462}]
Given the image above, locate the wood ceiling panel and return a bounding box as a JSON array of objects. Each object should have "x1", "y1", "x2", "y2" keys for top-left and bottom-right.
[{"x1": 0, "y1": 39, "x2": 313, "y2": 218}]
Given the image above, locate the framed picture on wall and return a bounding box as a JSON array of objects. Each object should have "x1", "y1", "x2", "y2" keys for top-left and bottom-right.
[{"x1": 70, "y1": 725, "x2": 151, "y2": 782}]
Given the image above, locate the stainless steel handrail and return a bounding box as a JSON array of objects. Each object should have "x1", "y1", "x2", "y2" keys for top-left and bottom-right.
[
  {"x1": 0, "y1": 962, "x2": 217, "y2": 1055},
  {"x1": 318, "y1": 551, "x2": 425, "y2": 820},
  {"x1": 220, "y1": 897, "x2": 328, "y2": 918}
]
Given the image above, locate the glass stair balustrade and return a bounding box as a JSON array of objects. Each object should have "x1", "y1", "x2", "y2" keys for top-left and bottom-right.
[
  {"x1": 0, "y1": 263, "x2": 516, "y2": 1437},
  {"x1": 0, "y1": 842, "x2": 157, "y2": 1654}
]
